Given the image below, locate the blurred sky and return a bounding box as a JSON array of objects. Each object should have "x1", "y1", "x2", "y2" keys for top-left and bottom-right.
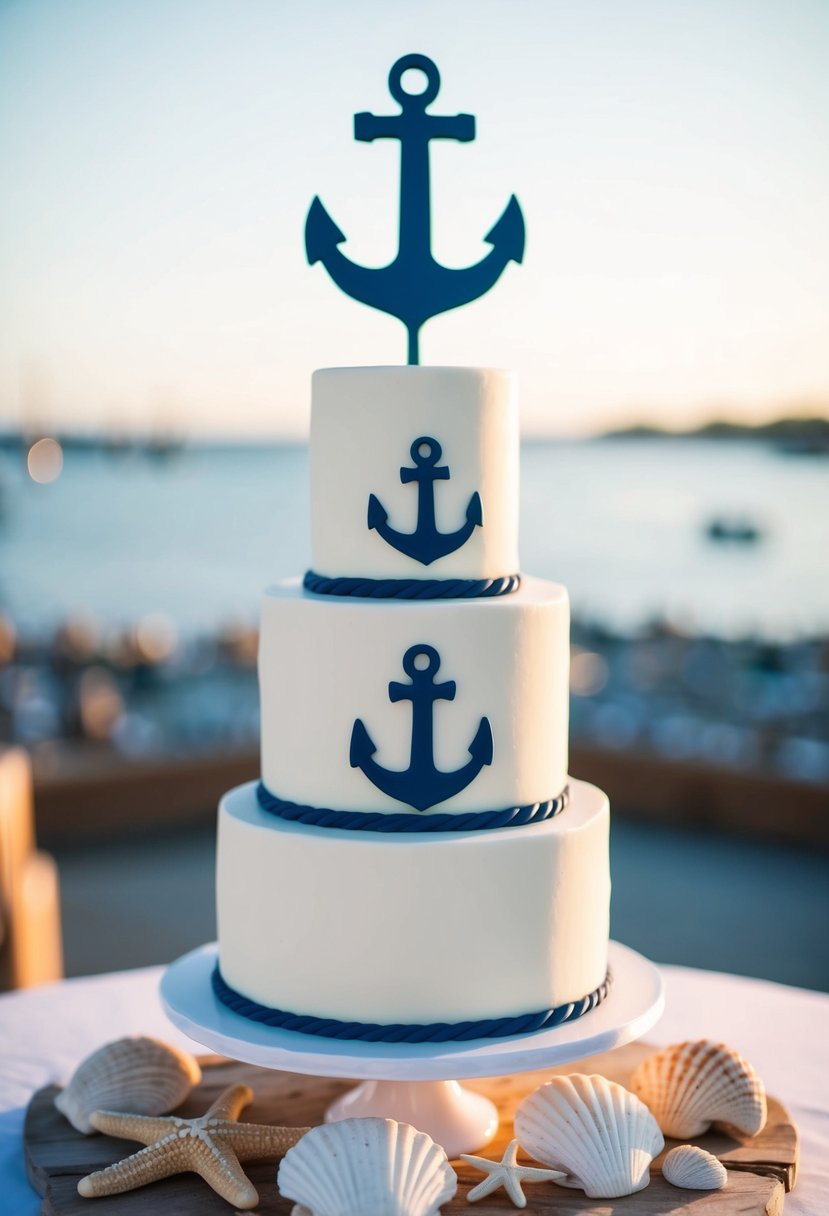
[{"x1": 1, "y1": 0, "x2": 828, "y2": 438}]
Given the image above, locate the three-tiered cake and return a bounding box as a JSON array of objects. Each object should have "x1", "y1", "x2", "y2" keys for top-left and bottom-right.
[{"x1": 213, "y1": 365, "x2": 610, "y2": 1040}]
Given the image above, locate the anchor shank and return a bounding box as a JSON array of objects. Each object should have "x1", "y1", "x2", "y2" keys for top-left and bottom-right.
[
  {"x1": 390, "y1": 670, "x2": 456, "y2": 784},
  {"x1": 398, "y1": 115, "x2": 434, "y2": 266},
  {"x1": 415, "y1": 476, "x2": 437, "y2": 542},
  {"x1": 398, "y1": 112, "x2": 475, "y2": 269},
  {"x1": 399, "y1": 460, "x2": 448, "y2": 546},
  {"x1": 407, "y1": 678, "x2": 455, "y2": 778},
  {"x1": 396, "y1": 457, "x2": 449, "y2": 552}
]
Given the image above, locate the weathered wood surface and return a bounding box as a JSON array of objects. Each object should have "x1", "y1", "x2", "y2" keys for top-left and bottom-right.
[{"x1": 25, "y1": 1041, "x2": 797, "y2": 1215}]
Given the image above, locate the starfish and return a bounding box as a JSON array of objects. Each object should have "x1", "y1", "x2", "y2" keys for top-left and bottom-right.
[
  {"x1": 460, "y1": 1138, "x2": 565, "y2": 1208},
  {"x1": 77, "y1": 1083, "x2": 310, "y2": 1209}
]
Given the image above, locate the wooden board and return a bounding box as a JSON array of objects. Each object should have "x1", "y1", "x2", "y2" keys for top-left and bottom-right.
[{"x1": 25, "y1": 1041, "x2": 798, "y2": 1215}]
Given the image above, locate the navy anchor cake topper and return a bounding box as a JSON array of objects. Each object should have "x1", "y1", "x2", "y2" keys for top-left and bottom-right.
[
  {"x1": 368, "y1": 436, "x2": 482, "y2": 565},
  {"x1": 306, "y1": 53, "x2": 525, "y2": 364},
  {"x1": 350, "y1": 644, "x2": 493, "y2": 810}
]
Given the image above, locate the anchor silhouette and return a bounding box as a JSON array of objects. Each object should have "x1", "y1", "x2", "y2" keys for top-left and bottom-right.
[
  {"x1": 350, "y1": 644, "x2": 493, "y2": 810},
  {"x1": 368, "y1": 436, "x2": 482, "y2": 565},
  {"x1": 306, "y1": 53, "x2": 525, "y2": 364}
]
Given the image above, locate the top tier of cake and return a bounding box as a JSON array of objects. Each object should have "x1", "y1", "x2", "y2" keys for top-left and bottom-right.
[{"x1": 310, "y1": 366, "x2": 519, "y2": 582}]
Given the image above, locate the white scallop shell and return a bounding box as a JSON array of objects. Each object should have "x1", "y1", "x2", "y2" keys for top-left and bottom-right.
[
  {"x1": 630, "y1": 1040, "x2": 767, "y2": 1139},
  {"x1": 514, "y1": 1074, "x2": 664, "y2": 1199},
  {"x1": 54, "y1": 1036, "x2": 202, "y2": 1134},
  {"x1": 276, "y1": 1118, "x2": 457, "y2": 1216},
  {"x1": 662, "y1": 1144, "x2": 727, "y2": 1190}
]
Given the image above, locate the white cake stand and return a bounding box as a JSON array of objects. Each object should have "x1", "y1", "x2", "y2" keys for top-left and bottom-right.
[{"x1": 160, "y1": 940, "x2": 663, "y2": 1157}]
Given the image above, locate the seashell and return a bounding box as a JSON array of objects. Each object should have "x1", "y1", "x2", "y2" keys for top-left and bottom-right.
[
  {"x1": 55, "y1": 1036, "x2": 202, "y2": 1134},
  {"x1": 662, "y1": 1144, "x2": 727, "y2": 1190},
  {"x1": 630, "y1": 1040, "x2": 766, "y2": 1139},
  {"x1": 277, "y1": 1117, "x2": 457, "y2": 1216},
  {"x1": 514, "y1": 1074, "x2": 664, "y2": 1199}
]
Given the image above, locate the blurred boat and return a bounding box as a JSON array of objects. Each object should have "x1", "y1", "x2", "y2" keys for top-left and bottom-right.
[
  {"x1": 705, "y1": 515, "x2": 763, "y2": 544},
  {"x1": 146, "y1": 432, "x2": 184, "y2": 461},
  {"x1": 773, "y1": 438, "x2": 829, "y2": 457}
]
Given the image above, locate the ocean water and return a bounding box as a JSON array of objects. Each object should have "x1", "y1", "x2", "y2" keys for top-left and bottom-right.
[{"x1": 1, "y1": 438, "x2": 826, "y2": 640}]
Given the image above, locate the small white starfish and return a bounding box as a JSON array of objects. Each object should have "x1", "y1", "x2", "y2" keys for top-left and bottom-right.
[{"x1": 460, "y1": 1138, "x2": 565, "y2": 1207}]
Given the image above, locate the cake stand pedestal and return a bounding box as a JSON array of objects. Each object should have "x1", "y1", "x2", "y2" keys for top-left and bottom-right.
[
  {"x1": 160, "y1": 939, "x2": 663, "y2": 1157},
  {"x1": 322, "y1": 1079, "x2": 501, "y2": 1155}
]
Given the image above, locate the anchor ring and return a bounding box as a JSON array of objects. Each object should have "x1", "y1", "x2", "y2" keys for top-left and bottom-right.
[
  {"x1": 410, "y1": 436, "x2": 442, "y2": 465},
  {"x1": 402, "y1": 643, "x2": 441, "y2": 680},
  {"x1": 388, "y1": 53, "x2": 440, "y2": 109}
]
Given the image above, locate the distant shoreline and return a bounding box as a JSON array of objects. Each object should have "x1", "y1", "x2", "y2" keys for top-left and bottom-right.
[
  {"x1": 1, "y1": 415, "x2": 828, "y2": 452},
  {"x1": 600, "y1": 416, "x2": 829, "y2": 447}
]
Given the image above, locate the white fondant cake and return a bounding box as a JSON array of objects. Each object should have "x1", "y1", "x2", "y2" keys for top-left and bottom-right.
[
  {"x1": 310, "y1": 367, "x2": 518, "y2": 581},
  {"x1": 217, "y1": 779, "x2": 609, "y2": 1024},
  {"x1": 259, "y1": 575, "x2": 570, "y2": 814},
  {"x1": 214, "y1": 365, "x2": 612, "y2": 1036}
]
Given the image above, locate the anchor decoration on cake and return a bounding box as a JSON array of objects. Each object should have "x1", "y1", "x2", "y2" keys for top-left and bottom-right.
[
  {"x1": 350, "y1": 643, "x2": 493, "y2": 810},
  {"x1": 368, "y1": 436, "x2": 483, "y2": 565},
  {"x1": 306, "y1": 53, "x2": 525, "y2": 364}
]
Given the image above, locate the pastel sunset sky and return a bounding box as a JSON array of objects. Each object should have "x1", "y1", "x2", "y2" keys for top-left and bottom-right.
[{"x1": 1, "y1": 0, "x2": 828, "y2": 437}]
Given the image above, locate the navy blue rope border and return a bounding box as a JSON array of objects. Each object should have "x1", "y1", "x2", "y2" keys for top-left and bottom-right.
[
  {"x1": 303, "y1": 570, "x2": 521, "y2": 599},
  {"x1": 256, "y1": 781, "x2": 569, "y2": 833},
  {"x1": 212, "y1": 965, "x2": 612, "y2": 1043}
]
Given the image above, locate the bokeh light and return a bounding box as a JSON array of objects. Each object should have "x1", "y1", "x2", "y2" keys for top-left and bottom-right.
[
  {"x1": 26, "y1": 438, "x2": 63, "y2": 484},
  {"x1": 570, "y1": 650, "x2": 609, "y2": 696},
  {"x1": 135, "y1": 614, "x2": 178, "y2": 665},
  {"x1": 78, "y1": 667, "x2": 124, "y2": 741}
]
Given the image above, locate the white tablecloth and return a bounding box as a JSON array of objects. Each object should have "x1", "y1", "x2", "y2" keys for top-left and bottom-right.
[{"x1": 1, "y1": 963, "x2": 826, "y2": 1214}]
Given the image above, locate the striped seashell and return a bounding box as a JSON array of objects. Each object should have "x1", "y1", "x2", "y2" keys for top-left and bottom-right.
[
  {"x1": 514, "y1": 1074, "x2": 664, "y2": 1199},
  {"x1": 277, "y1": 1118, "x2": 457, "y2": 1216},
  {"x1": 630, "y1": 1040, "x2": 766, "y2": 1139},
  {"x1": 662, "y1": 1144, "x2": 727, "y2": 1190},
  {"x1": 55, "y1": 1036, "x2": 201, "y2": 1134}
]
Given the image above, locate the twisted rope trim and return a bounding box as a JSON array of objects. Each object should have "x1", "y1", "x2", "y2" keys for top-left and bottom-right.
[
  {"x1": 303, "y1": 570, "x2": 521, "y2": 599},
  {"x1": 256, "y1": 781, "x2": 570, "y2": 834},
  {"x1": 212, "y1": 966, "x2": 612, "y2": 1043}
]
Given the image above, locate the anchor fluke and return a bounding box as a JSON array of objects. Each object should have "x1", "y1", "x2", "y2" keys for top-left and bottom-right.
[
  {"x1": 468, "y1": 717, "x2": 494, "y2": 767},
  {"x1": 305, "y1": 196, "x2": 346, "y2": 265},
  {"x1": 366, "y1": 493, "x2": 388, "y2": 531},
  {"x1": 349, "y1": 718, "x2": 377, "y2": 766},
  {"x1": 466, "y1": 491, "x2": 484, "y2": 529},
  {"x1": 485, "y1": 194, "x2": 526, "y2": 265}
]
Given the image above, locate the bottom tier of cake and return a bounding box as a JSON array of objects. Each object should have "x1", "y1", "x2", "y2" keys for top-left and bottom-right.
[{"x1": 215, "y1": 779, "x2": 610, "y2": 1035}]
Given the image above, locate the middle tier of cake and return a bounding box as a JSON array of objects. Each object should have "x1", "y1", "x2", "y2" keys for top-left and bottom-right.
[{"x1": 260, "y1": 575, "x2": 570, "y2": 817}]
